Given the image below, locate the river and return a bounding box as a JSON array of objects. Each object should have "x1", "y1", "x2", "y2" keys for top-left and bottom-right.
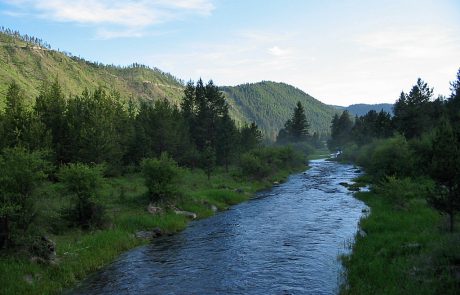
[{"x1": 71, "y1": 159, "x2": 367, "y2": 295}]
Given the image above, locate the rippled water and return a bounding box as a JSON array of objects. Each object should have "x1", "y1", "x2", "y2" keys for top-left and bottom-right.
[{"x1": 71, "y1": 159, "x2": 366, "y2": 295}]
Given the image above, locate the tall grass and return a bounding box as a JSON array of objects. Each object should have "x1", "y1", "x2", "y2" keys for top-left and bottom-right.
[{"x1": 341, "y1": 182, "x2": 459, "y2": 295}]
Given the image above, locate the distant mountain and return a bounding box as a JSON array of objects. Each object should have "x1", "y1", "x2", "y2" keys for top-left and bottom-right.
[
  {"x1": 221, "y1": 81, "x2": 340, "y2": 139},
  {"x1": 343, "y1": 103, "x2": 394, "y2": 116}
]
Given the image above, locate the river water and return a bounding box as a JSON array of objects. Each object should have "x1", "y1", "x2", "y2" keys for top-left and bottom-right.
[{"x1": 71, "y1": 159, "x2": 367, "y2": 295}]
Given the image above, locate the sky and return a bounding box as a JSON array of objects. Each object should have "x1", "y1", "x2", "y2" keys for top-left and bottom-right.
[{"x1": 0, "y1": 0, "x2": 459, "y2": 106}]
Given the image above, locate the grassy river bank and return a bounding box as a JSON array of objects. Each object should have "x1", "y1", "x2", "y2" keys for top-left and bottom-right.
[
  {"x1": 0, "y1": 162, "x2": 309, "y2": 295},
  {"x1": 341, "y1": 174, "x2": 459, "y2": 295}
]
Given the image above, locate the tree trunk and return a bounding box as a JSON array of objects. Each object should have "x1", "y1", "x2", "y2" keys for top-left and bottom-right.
[
  {"x1": 0, "y1": 216, "x2": 9, "y2": 248},
  {"x1": 449, "y1": 211, "x2": 454, "y2": 233}
]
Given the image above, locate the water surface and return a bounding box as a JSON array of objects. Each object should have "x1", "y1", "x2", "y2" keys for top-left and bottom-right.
[{"x1": 72, "y1": 159, "x2": 366, "y2": 295}]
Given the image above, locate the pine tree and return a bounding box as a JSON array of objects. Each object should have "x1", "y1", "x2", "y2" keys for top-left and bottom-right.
[
  {"x1": 34, "y1": 78, "x2": 67, "y2": 163},
  {"x1": 429, "y1": 117, "x2": 460, "y2": 232},
  {"x1": 290, "y1": 101, "x2": 310, "y2": 141},
  {"x1": 393, "y1": 78, "x2": 433, "y2": 138}
]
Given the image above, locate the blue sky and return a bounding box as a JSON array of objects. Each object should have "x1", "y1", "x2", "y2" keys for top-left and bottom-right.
[{"x1": 1, "y1": 0, "x2": 459, "y2": 105}]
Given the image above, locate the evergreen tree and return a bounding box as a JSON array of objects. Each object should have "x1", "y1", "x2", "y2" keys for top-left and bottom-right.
[
  {"x1": 34, "y1": 78, "x2": 67, "y2": 163},
  {"x1": 276, "y1": 101, "x2": 310, "y2": 143},
  {"x1": 240, "y1": 122, "x2": 262, "y2": 151},
  {"x1": 328, "y1": 111, "x2": 352, "y2": 150},
  {"x1": 429, "y1": 117, "x2": 460, "y2": 232},
  {"x1": 202, "y1": 143, "x2": 216, "y2": 180},
  {"x1": 393, "y1": 78, "x2": 433, "y2": 138},
  {"x1": 216, "y1": 111, "x2": 237, "y2": 172},
  {"x1": 2, "y1": 82, "x2": 50, "y2": 151},
  {"x1": 290, "y1": 101, "x2": 310, "y2": 140}
]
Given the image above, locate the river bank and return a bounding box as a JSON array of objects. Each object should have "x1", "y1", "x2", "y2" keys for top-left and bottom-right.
[
  {"x1": 0, "y1": 163, "x2": 307, "y2": 295},
  {"x1": 341, "y1": 175, "x2": 460, "y2": 294},
  {"x1": 70, "y1": 159, "x2": 366, "y2": 294}
]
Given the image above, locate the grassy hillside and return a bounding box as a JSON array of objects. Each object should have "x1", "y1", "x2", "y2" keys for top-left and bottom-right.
[
  {"x1": 0, "y1": 30, "x2": 338, "y2": 140},
  {"x1": 221, "y1": 81, "x2": 339, "y2": 139},
  {"x1": 0, "y1": 31, "x2": 184, "y2": 109}
]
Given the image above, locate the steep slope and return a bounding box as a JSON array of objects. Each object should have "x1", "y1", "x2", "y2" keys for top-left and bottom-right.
[
  {"x1": 0, "y1": 31, "x2": 184, "y2": 108},
  {"x1": 345, "y1": 103, "x2": 394, "y2": 116},
  {"x1": 221, "y1": 81, "x2": 339, "y2": 139}
]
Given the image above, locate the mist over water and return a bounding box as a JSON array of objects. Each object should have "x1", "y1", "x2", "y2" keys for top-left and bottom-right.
[{"x1": 71, "y1": 159, "x2": 366, "y2": 295}]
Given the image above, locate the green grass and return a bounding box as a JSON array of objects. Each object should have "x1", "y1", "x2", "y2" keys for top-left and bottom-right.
[
  {"x1": 341, "y1": 189, "x2": 460, "y2": 295},
  {"x1": 0, "y1": 163, "x2": 307, "y2": 294}
]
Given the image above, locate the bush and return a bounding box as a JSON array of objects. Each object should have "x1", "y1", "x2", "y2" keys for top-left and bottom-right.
[
  {"x1": 363, "y1": 135, "x2": 414, "y2": 179},
  {"x1": 239, "y1": 146, "x2": 305, "y2": 180},
  {"x1": 0, "y1": 148, "x2": 49, "y2": 249},
  {"x1": 59, "y1": 163, "x2": 105, "y2": 228},
  {"x1": 374, "y1": 176, "x2": 434, "y2": 207},
  {"x1": 142, "y1": 153, "x2": 182, "y2": 202},
  {"x1": 239, "y1": 152, "x2": 271, "y2": 180}
]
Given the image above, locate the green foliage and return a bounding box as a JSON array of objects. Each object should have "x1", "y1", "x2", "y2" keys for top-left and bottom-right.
[
  {"x1": 277, "y1": 101, "x2": 310, "y2": 143},
  {"x1": 201, "y1": 144, "x2": 216, "y2": 180},
  {"x1": 141, "y1": 153, "x2": 182, "y2": 202},
  {"x1": 239, "y1": 122, "x2": 262, "y2": 151},
  {"x1": 34, "y1": 78, "x2": 67, "y2": 163},
  {"x1": 328, "y1": 110, "x2": 353, "y2": 150},
  {"x1": 63, "y1": 88, "x2": 126, "y2": 172},
  {"x1": 0, "y1": 147, "x2": 49, "y2": 248},
  {"x1": 374, "y1": 176, "x2": 434, "y2": 208},
  {"x1": 393, "y1": 78, "x2": 438, "y2": 139},
  {"x1": 428, "y1": 117, "x2": 460, "y2": 232},
  {"x1": 58, "y1": 163, "x2": 105, "y2": 228},
  {"x1": 0, "y1": 30, "x2": 184, "y2": 107},
  {"x1": 351, "y1": 110, "x2": 394, "y2": 145},
  {"x1": 367, "y1": 135, "x2": 414, "y2": 179},
  {"x1": 342, "y1": 189, "x2": 458, "y2": 295},
  {"x1": 0, "y1": 82, "x2": 51, "y2": 151},
  {"x1": 239, "y1": 152, "x2": 271, "y2": 180},
  {"x1": 239, "y1": 146, "x2": 305, "y2": 180},
  {"x1": 221, "y1": 81, "x2": 339, "y2": 139}
]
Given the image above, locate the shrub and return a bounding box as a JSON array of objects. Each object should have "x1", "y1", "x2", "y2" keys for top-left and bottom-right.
[
  {"x1": 375, "y1": 176, "x2": 434, "y2": 207},
  {"x1": 239, "y1": 152, "x2": 271, "y2": 179},
  {"x1": 0, "y1": 148, "x2": 49, "y2": 248},
  {"x1": 59, "y1": 163, "x2": 105, "y2": 228},
  {"x1": 141, "y1": 153, "x2": 182, "y2": 202},
  {"x1": 367, "y1": 135, "x2": 414, "y2": 179},
  {"x1": 239, "y1": 146, "x2": 305, "y2": 180}
]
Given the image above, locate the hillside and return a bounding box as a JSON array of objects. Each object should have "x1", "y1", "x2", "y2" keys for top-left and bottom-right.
[
  {"x1": 221, "y1": 81, "x2": 339, "y2": 139},
  {"x1": 0, "y1": 30, "x2": 338, "y2": 140},
  {"x1": 344, "y1": 103, "x2": 394, "y2": 116},
  {"x1": 0, "y1": 31, "x2": 184, "y2": 108}
]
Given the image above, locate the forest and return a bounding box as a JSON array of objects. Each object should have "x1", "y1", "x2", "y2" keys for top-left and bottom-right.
[
  {"x1": 330, "y1": 70, "x2": 460, "y2": 294},
  {"x1": 0, "y1": 75, "x2": 317, "y2": 294}
]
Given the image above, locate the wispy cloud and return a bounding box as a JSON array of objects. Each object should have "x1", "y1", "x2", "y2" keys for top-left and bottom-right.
[
  {"x1": 268, "y1": 46, "x2": 292, "y2": 58},
  {"x1": 3, "y1": 0, "x2": 215, "y2": 38}
]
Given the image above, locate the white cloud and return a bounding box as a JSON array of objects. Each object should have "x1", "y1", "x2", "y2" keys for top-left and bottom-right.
[
  {"x1": 4, "y1": 0, "x2": 214, "y2": 38},
  {"x1": 268, "y1": 46, "x2": 291, "y2": 57}
]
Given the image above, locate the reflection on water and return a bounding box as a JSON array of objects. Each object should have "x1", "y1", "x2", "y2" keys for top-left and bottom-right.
[{"x1": 71, "y1": 159, "x2": 366, "y2": 295}]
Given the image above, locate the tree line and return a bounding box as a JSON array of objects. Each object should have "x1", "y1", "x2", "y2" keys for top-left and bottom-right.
[
  {"x1": 0, "y1": 77, "x2": 310, "y2": 252},
  {"x1": 329, "y1": 69, "x2": 460, "y2": 232}
]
